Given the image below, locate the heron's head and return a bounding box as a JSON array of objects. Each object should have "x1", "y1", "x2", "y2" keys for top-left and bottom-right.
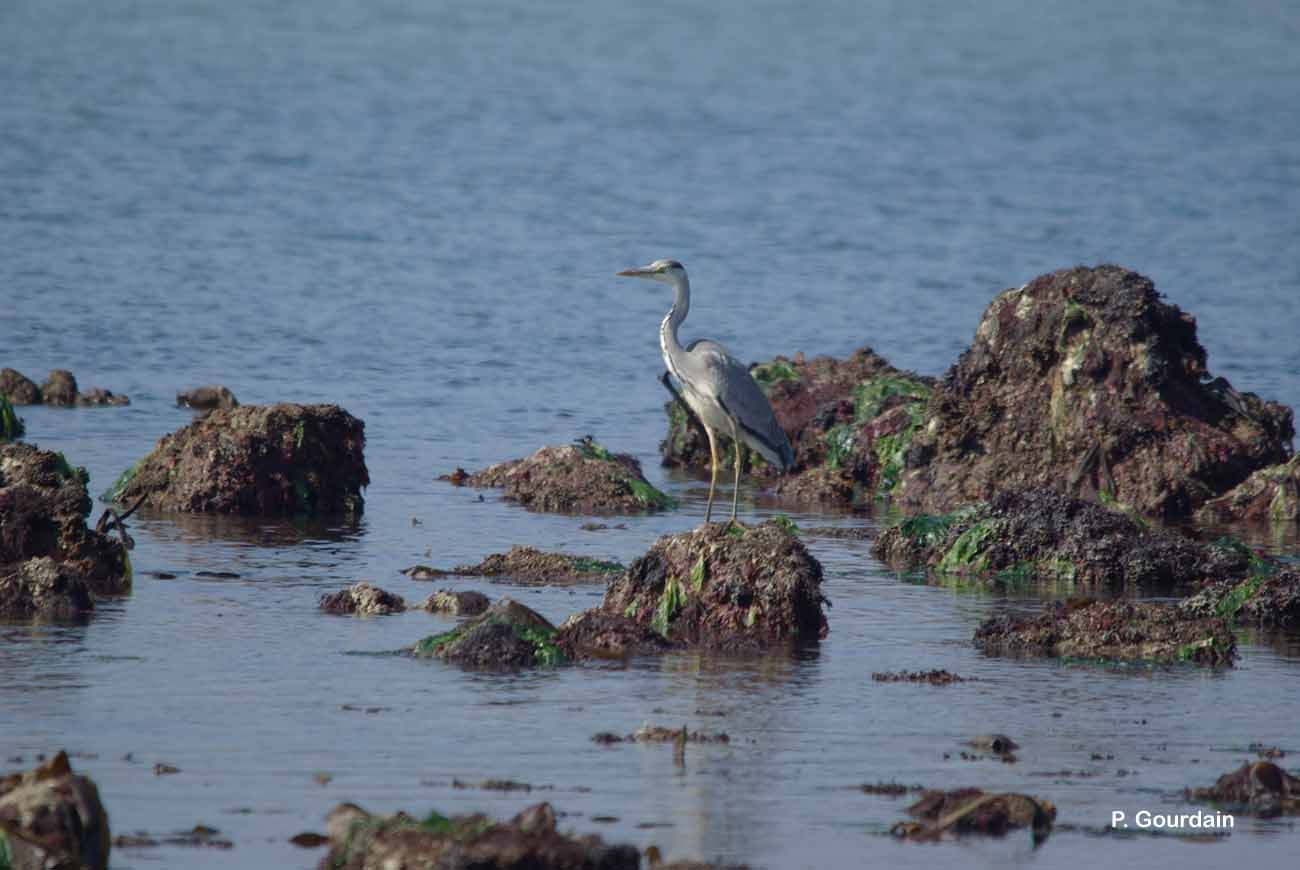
[{"x1": 616, "y1": 259, "x2": 686, "y2": 285}]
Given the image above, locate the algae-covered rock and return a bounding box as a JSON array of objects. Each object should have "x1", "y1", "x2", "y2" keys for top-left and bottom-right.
[
  {"x1": 894, "y1": 265, "x2": 1293, "y2": 520},
  {"x1": 874, "y1": 487, "x2": 1248, "y2": 593},
  {"x1": 0, "y1": 751, "x2": 112, "y2": 870},
  {"x1": 422, "y1": 589, "x2": 490, "y2": 616},
  {"x1": 0, "y1": 368, "x2": 42, "y2": 405},
  {"x1": 458, "y1": 439, "x2": 673, "y2": 514},
  {"x1": 1186, "y1": 761, "x2": 1300, "y2": 817},
  {"x1": 318, "y1": 800, "x2": 639, "y2": 870},
  {"x1": 660, "y1": 346, "x2": 933, "y2": 504},
  {"x1": 411, "y1": 598, "x2": 563, "y2": 669},
  {"x1": 553, "y1": 609, "x2": 671, "y2": 660},
  {"x1": 319, "y1": 582, "x2": 406, "y2": 615},
  {"x1": 176, "y1": 385, "x2": 239, "y2": 413},
  {"x1": 1, "y1": 442, "x2": 131, "y2": 597},
  {"x1": 1, "y1": 396, "x2": 24, "y2": 441},
  {"x1": 39, "y1": 369, "x2": 80, "y2": 407},
  {"x1": 0, "y1": 557, "x2": 95, "y2": 620},
  {"x1": 1180, "y1": 568, "x2": 1300, "y2": 628},
  {"x1": 1195, "y1": 456, "x2": 1300, "y2": 524},
  {"x1": 892, "y1": 788, "x2": 1055, "y2": 840},
  {"x1": 106, "y1": 403, "x2": 367, "y2": 516},
  {"x1": 973, "y1": 600, "x2": 1236, "y2": 665},
  {"x1": 602, "y1": 521, "x2": 828, "y2": 649},
  {"x1": 410, "y1": 546, "x2": 625, "y2": 586}
]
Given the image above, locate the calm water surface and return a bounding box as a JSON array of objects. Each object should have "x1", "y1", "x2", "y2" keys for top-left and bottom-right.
[{"x1": 2, "y1": 1, "x2": 1299, "y2": 867}]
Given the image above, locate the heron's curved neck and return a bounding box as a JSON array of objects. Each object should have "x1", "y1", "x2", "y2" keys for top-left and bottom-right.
[{"x1": 660, "y1": 274, "x2": 690, "y2": 361}]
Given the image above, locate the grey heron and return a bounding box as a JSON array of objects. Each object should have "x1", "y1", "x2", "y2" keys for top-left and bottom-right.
[{"x1": 617, "y1": 259, "x2": 794, "y2": 524}]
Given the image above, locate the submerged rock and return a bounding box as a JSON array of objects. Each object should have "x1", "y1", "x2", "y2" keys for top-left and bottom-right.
[
  {"x1": 422, "y1": 589, "x2": 491, "y2": 616},
  {"x1": 892, "y1": 788, "x2": 1055, "y2": 841},
  {"x1": 1, "y1": 442, "x2": 131, "y2": 597},
  {"x1": 973, "y1": 600, "x2": 1236, "y2": 666},
  {"x1": 176, "y1": 385, "x2": 239, "y2": 413},
  {"x1": 0, "y1": 751, "x2": 112, "y2": 870},
  {"x1": 894, "y1": 265, "x2": 1293, "y2": 519},
  {"x1": 873, "y1": 487, "x2": 1248, "y2": 593},
  {"x1": 457, "y1": 439, "x2": 673, "y2": 514},
  {"x1": 601, "y1": 521, "x2": 828, "y2": 649},
  {"x1": 319, "y1": 582, "x2": 406, "y2": 615},
  {"x1": 106, "y1": 403, "x2": 368, "y2": 516},
  {"x1": 408, "y1": 547, "x2": 624, "y2": 586},
  {"x1": 0, "y1": 368, "x2": 41, "y2": 405},
  {"x1": 318, "y1": 800, "x2": 640, "y2": 870},
  {"x1": 1195, "y1": 456, "x2": 1300, "y2": 524},
  {"x1": 1180, "y1": 568, "x2": 1300, "y2": 629},
  {"x1": 1185, "y1": 761, "x2": 1300, "y2": 817},
  {"x1": 411, "y1": 598, "x2": 563, "y2": 669},
  {"x1": 0, "y1": 557, "x2": 95, "y2": 620}
]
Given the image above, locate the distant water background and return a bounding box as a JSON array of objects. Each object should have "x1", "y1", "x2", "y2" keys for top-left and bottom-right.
[{"x1": 2, "y1": 1, "x2": 1298, "y2": 868}]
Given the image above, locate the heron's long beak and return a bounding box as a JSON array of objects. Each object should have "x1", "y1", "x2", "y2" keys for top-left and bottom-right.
[{"x1": 617, "y1": 266, "x2": 654, "y2": 278}]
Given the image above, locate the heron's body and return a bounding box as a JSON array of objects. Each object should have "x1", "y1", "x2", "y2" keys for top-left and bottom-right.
[{"x1": 620, "y1": 259, "x2": 794, "y2": 523}]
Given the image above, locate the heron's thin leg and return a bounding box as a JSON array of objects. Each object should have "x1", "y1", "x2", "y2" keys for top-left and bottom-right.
[
  {"x1": 730, "y1": 433, "x2": 743, "y2": 524},
  {"x1": 704, "y1": 426, "x2": 720, "y2": 525}
]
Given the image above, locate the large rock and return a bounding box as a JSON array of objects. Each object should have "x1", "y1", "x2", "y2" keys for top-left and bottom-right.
[
  {"x1": 456, "y1": 440, "x2": 673, "y2": 514},
  {"x1": 893, "y1": 266, "x2": 1293, "y2": 519},
  {"x1": 319, "y1": 582, "x2": 406, "y2": 615},
  {"x1": 412, "y1": 599, "x2": 564, "y2": 669},
  {"x1": 0, "y1": 751, "x2": 112, "y2": 870},
  {"x1": 601, "y1": 521, "x2": 828, "y2": 648},
  {"x1": 661, "y1": 347, "x2": 934, "y2": 504},
  {"x1": 1194, "y1": 456, "x2": 1300, "y2": 524},
  {"x1": 318, "y1": 801, "x2": 639, "y2": 870},
  {"x1": 1, "y1": 442, "x2": 131, "y2": 597},
  {"x1": 1180, "y1": 568, "x2": 1300, "y2": 629},
  {"x1": 0, "y1": 557, "x2": 95, "y2": 620},
  {"x1": 106, "y1": 403, "x2": 367, "y2": 515},
  {"x1": 973, "y1": 600, "x2": 1236, "y2": 666},
  {"x1": 873, "y1": 487, "x2": 1249, "y2": 593},
  {"x1": 0, "y1": 369, "x2": 41, "y2": 405},
  {"x1": 892, "y1": 789, "x2": 1055, "y2": 841},
  {"x1": 1185, "y1": 761, "x2": 1300, "y2": 817},
  {"x1": 39, "y1": 370, "x2": 80, "y2": 407}
]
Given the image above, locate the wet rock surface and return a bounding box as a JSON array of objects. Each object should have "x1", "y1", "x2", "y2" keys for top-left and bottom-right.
[
  {"x1": 874, "y1": 487, "x2": 1248, "y2": 593},
  {"x1": 0, "y1": 557, "x2": 95, "y2": 620},
  {"x1": 422, "y1": 589, "x2": 491, "y2": 616},
  {"x1": 553, "y1": 610, "x2": 671, "y2": 660},
  {"x1": 176, "y1": 385, "x2": 239, "y2": 413},
  {"x1": 1185, "y1": 761, "x2": 1300, "y2": 816},
  {"x1": 1, "y1": 442, "x2": 131, "y2": 598},
  {"x1": 455, "y1": 439, "x2": 674, "y2": 514},
  {"x1": 601, "y1": 521, "x2": 828, "y2": 649},
  {"x1": 0, "y1": 368, "x2": 130, "y2": 407},
  {"x1": 892, "y1": 788, "x2": 1055, "y2": 841},
  {"x1": 872, "y1": 669, "x2": 971, "y2": 685},
  {"x1": 661, "y1": 347, "x2": 933, "y2": 504},
  {"x1": 893, "y1": 265, "x2": 1293, "y2": 519},
  {"x1": 319, "y1": 582, "x2": 406, "y2": 615},
  {"x1": 1195, "y1": 456, "x2": 1300, "y2": 524},
  {"x1": 974, "y1": 600, "x2": 1236, "y2": 665},
  {"x1": 319, "y1": 800, "x2": 640, "y2": 870},
  {"x1": 1180, "y1": 568, "x2": 1300, "y2": 628},
  {"x1": 412, "y1": 598, "x2": 563, "y2": 670},
  {"x1": 0, "y1": 751, "x2": 112, "y2": 870},
  {"x1": 107, "y1": 403, "x2": 368, "y2": 516},
  {"x1": 405, "y1": 546, "x2": 624, "y2": 586}
]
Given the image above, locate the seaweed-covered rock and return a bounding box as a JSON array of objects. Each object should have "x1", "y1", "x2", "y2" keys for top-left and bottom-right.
[
  {"x1": 106, "y1": 403, "x2": 367, "y2": 516},
  {"x1": 0, "y1": 368, "x2": 42, "y2": 405},
  {"x1": 0, "y1": 751, "x2": 112, "y2": 870},
  {"x1": 1, "y1": 396, "x2": 23, "y2": 441},
  {"x1": 553, "y1": 610, "x2": 671, "y2": 660},
  {"x1": 661, "y1": 347, "x2": 933, "y2": 504},
  {"x1": 319, "y1": 801, "x2": 639, "y2": 870},
  {"x1": 873, "y1": 487, "x2": 1248, "y2": 593},
  {"x1": 422, "y1": 589, "x2": 491, "y2": 616},
  {"x1": 1, "y1": 442, "x2": 131, "y2": 597},
  {"x1": 0, "y1": 557, "x2": 95, "y2": 620},
  {"x1": 892, "y1": 788, "x2": 1055, "y2": 840},
  {"x1": 602, "y1": 521, "x2": 828, "y2": 649},
  {"x1": 39, "y1": 369, "x2": 80, "y2": 407},
  {"x1": 1195, "y1": 457, "x2": 1300, "y2": 524},
  {"x1": 458, "y1": 440, "x2": 673, "y2": 514},
  {"x1": 408, "y1": 547, "x2": 624, "y2": 586},
  {"x1": 973, "y1": 600, "x2": 1236, "y2": 665},
  {"x1": 1180, "y1": 568, "x2": 1300, "y2": 628},
  {"x1": 1186, "y1": 761, "x2": 1300, "y2": 817},
  {"x1": 177, "y1": 385, "x2": 239, "y2": 413},
  {"x1": 412, "y1": 599, "x2": 563, "y2": 669},
  {"x1": 894, "y1": 266, "x2": 1293, "y2": 519},
  {"x1": 319, "y1": 582, "x2": 406, "y2": 615}
]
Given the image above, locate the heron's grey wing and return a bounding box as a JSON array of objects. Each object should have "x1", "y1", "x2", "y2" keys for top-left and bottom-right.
[{"x1": 683, "y1": 340, "x2": 794, "y2": 470}]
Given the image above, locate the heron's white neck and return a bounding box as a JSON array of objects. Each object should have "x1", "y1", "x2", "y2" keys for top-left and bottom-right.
[{"x1": 659, "y1": 273, "x2": 690, "y2": 362}]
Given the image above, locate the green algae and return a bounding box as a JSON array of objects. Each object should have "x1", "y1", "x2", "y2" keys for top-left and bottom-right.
[
  {"x1": 0, "y1": 396, "x2": 23, "y2": 441},
  {"x1": 628, "y1": 476, "x2": 677, "y2": 510},
  {"x1": 770, "y1": 514, "x2": 799, "y2": 535},
  {"x1": 689, "y1": 554, "x2": 708, "y2": 591},
  {"x1": 751, "y1": 360, "x2": 800, "y2": 390},
  {"x1": 1214, "y1": 575, "x2": 1264, "y2": 620},
  {"x1": 852, "y1": 376, "x2": 930, "y2": 423},
  {"x1": 51, "y1": 452, "x2": 89, "y2": 487},
  {"x1": 936, "y1": 521, "x2": 996, "y2": 574},
  {"x1": 653, "y1": 576, "x2": 688, "y2": 637},
  {"x1": 512, "y1": 624, "x2": 565, "y2": 667},
  {"x1": 571, "y1": 556, "x2": 624, "y2": 574},
  {"x1": 103, "y1": 460, "x2": 142, "y2": 503}
]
